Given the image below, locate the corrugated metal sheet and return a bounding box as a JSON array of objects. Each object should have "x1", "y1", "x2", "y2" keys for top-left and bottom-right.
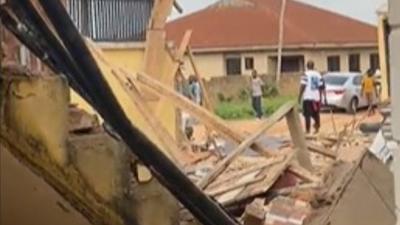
[{"x1": 67, "y1": 0, "x2": 153, "y2": 42}]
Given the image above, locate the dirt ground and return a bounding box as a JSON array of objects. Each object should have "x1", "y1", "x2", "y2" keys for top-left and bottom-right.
[{"x1": 226, "y1": 110, "x2": 382, "y2": 138}]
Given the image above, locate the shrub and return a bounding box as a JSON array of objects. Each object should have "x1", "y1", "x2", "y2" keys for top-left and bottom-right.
[
  {"x1": 217, "y1": 92, "x2": 226, "y2": 102},
  {"x1": 238, "y1": 89, "x2": 250, "y2": 101},
  {"x1": 262, "y1": 84, "x2": 280, "y2": 98},
  {"x1": 215, "y1": 95, "x2": 295, "y2": 120}
]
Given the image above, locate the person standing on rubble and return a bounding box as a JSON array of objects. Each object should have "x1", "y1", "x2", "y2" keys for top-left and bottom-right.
[
  {"x1": 298, "y1": 61, "x2": 324, "y2": 134},
  {"x1": 250, "y1": 70, "x2": 264, "y2": 119},
  {"x1": 189, "y1": 75, "x2": 202, "y2": 105}
]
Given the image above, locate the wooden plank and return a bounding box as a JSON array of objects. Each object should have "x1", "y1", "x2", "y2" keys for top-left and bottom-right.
[
  {"x1": 307, "y1": 143, "x2": 337, "y2": 159},
  {"x1": 285, "y1": 107, "x2": 313, "y2": 171},
  {"x1": 176, "y1": 30, "x2": 192, "y2": 60},
  {"x1": 149, "y1": 0, "x2": 174, "y2": 29},
  {"x1": 169, "y1": 30, "x2": 192, "y2": 78},
  {"x1": 86, "y1": 40, "x2": 183, "y2": 166},
  {"x1": 197, "y1": 101, "x2": 296, "y2": 189},
  {"x1": 207, "y1": 176, "x2": 265, "y2": 196},
  {"x1": 114, "y1": 69, "x2": 183, "y2": 165},
  {"x1": 220, "y1": 152, "x2": 295, "y2": 205},
  {"x1": 288, "y1": 163, "x2": 322, "y2": 184},
  {"x1": 208, "y1": 156, "x2": 285, "y2": 189},
  {"x1": 136, "y1": 72, "x2": 275, "y2": 157},
  {"x1": 187, "y1": 47, "x2": 213, "y2": 111}
]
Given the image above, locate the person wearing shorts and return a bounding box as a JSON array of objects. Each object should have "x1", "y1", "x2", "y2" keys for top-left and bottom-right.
[{"x1": 298, "y1": 61, "x2": 324, "y2": 134}]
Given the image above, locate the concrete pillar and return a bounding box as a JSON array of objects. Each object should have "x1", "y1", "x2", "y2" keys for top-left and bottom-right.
[{"x1": 388, "y1": 0, "x2": 400, "y2": 223}]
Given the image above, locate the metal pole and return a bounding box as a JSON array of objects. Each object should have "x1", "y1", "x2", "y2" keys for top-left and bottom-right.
[{"x1": 276, "y1": 0, "x2": 287, "y2": 84}]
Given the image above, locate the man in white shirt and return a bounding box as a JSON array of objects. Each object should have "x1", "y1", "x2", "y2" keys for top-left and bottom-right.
[
  {"x1": 251, "y1": 70, "x2": 264, "y2": 119},
  {"x1": 298, "y1": 61, "x2": 324, "y2": 134}
]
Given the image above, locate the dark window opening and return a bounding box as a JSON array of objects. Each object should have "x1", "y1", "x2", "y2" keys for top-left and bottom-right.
[
  {"x1": 225, "y1": 56, "x2": 242, "y2": 75},
  {"x1": 349, "y1": 54, "x2": 360, "y2": 72},
  {"x1": 327, "y1": 56, "x2": 340, "y2": 72},
  {"x1": 245, "y1": 57, "x2": 254, "y2": 70},
  {"x1": 281, "y1": 56, "x2": 304, "y2": 73},
  {"x1": 370, "y1": 53, "x2": 380, "y2": 71}
]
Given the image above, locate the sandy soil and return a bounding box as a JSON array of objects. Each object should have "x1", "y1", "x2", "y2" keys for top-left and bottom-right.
[{"x1": 225, "y1": 110, "x2": 382, "y2": 138}]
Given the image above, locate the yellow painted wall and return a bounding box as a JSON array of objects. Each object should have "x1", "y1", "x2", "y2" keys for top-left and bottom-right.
[
  {"x1": 186, "y1": 47, "x2": 379, "y2": 78},
  {"x1": 70, "y1": 45, "x2": 177, "y2": 160},
  {"x1": 377, "y1": 15, "x2": 390, "y2": 101},
  {"x1": 182, "y1": 53, "x2": 224, "y2": 79}
]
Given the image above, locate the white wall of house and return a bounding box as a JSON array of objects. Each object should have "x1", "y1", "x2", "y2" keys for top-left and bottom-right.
[{"x1": 184, "y1": 47, "x2": 378, "y2": 79}]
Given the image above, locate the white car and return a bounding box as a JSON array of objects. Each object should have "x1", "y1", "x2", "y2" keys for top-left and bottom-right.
[{"x1": 322, "y1": 72, "x2": 371, "y2": 113}]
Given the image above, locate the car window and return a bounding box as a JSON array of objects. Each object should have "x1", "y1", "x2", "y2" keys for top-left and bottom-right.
[
  {"x1": 324, "y1": 76, "x2": 349, "y2": 86},
  {"x1": 352, "y1": 76, "x2": 362, "y2": 86}
]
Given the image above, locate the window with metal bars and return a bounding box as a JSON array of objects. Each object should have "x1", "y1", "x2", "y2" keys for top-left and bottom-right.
[{"x1": 67, "y1": 0, "x2": 153, "y2": 42}]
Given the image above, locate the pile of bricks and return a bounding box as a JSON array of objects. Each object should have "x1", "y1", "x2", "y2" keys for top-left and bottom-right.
[{"x1": 264, "y1": 197, "x2": 311, "y2": 225}]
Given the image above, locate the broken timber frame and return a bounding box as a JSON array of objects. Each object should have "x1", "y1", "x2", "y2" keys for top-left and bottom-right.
[
  {"x1": 136, "y1": 72, "x2": 274, "y2": 157},
  {"x1": 187, "y1": 46, "x2": 213, "y2": 111},
  {"x1": 197, "y1": 101, "x2": 297, "y2": 189},
  {"x1": 136, "y1": 73, "x2": 313, "y2": 172}
]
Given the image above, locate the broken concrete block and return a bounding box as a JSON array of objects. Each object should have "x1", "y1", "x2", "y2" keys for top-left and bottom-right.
[
  {"x1": 243, "y1": 199, "x2": 266, "y2": 225},
  {"x1": 68, "y1": 133, "x2": 130, "y2": 203}
]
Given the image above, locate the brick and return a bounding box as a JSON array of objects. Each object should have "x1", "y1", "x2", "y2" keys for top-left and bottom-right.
[{"x1": 244, "y1": 199, "x2": 266, "y2": 225}]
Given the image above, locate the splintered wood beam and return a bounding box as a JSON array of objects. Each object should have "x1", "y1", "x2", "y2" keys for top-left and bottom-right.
[
  {"x1": 307, "y1": 143, "x2": 337, "y2": 159},
  {"x1": 197, "y1": 101, "x2": 296, "y2": 189},
  {"x1": 177, "y1": 30, "x2": 192, "y2": 59},
  {"x1": 207, "y1": 176, "x2": 265, "y2": 197},
  {"x1": 221, "y1": 152, "x2": 295, "y2": 206},
  {"x1": 288, "y1": 163, "x2": 322, "y2": 184},
  {"x1": 149, "y1": 0, "x2": 174, "y2": 29},
  {"x1": 114, "y1": 69, "x2": 183, "y2": 166},
  {"x1": 208, "y1": 156, "x2": 285, "y2": 189},
  {"x1": 87, "y1": 40, "x2": 182, "y2": 165},
  {"x1": 187, "y1": 46, "x2": 213, "y2": 111},
  {"x1": 136, "y1": 72, "x2": 275, "y2": 157},
  {"x1": 285, "y1": 107, "x2": 313, "y2": 171},
  {"x1": 171, "y1": 30, "x2": 192, "y2": 75}
]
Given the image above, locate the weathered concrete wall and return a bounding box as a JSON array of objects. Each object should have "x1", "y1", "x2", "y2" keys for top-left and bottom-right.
[
  {"x1": 388, "y1": 1, "x2": 400, "y2": 223},
  {"x1": 68, "y1": 134, "x2": 130, "y2": 204},
  {"x1": 1, "y1": 73, "x2": 179, "y2": 225},
  {"x1": 1, "y1": 74, "x2": 69, "y2": 166},
  {"x1": 389, "y1": 0, "x2": 400, "y2": 141}
]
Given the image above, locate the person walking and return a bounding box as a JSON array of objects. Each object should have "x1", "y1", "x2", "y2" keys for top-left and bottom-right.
[
  {"x1": 361, "y1": 68, "x2": 378, "y2": 116},
  {"x1": 298, "y1": 61, "x2": 324, "y2": 134},
  {"x1": 250, "y1": 70, "x2": 264, "y2": 119}
]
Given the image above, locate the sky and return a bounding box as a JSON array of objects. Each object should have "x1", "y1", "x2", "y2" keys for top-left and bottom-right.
[{"x1": 170, "y1": 0, "x2": 387, "y2": 25}]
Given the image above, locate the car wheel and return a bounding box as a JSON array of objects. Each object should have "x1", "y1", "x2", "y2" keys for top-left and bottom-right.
[{"x1": 347, "y1": 97, "x2": 358, "y2": 114}]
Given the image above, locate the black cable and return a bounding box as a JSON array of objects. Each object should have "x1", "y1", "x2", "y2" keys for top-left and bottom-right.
[
  {"x1": 7, "y1": 1, "x2": 92, "y2": 104},
  {"x1": 0, "y1": 7, "x2": 59, "y2": 72},
  {"x1": 36, "y1": 1, "x2": 239, "y2": 225}
]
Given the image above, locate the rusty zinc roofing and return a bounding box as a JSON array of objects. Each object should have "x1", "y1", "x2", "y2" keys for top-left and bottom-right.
[{"x1": 166, "y1": 0, "x2": 377, "y2": 51}]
